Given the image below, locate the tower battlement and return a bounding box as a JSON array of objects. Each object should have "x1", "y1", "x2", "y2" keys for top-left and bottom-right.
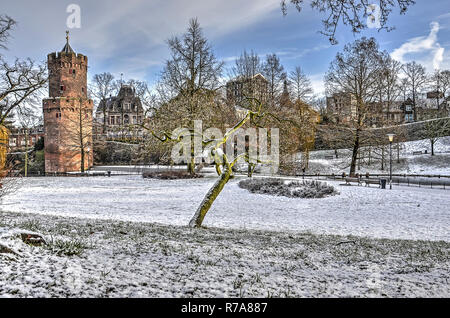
[
  {"x1": 47, "y1": 38, "x2": 88, "y2": 99},
  {"x1": 47, "y1": 52, "x2": 88, "y2": 62}
]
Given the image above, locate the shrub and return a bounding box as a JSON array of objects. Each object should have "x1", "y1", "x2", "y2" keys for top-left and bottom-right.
[
  {"x1": 143, "y1": 170, "x2": 203, "y2": 180},
  {"x1": 27, "y1": 150, "x2": 45, "y2": 175},
  {"x1": 238, "y1": 178, "x2": 339, "y2": 199}
]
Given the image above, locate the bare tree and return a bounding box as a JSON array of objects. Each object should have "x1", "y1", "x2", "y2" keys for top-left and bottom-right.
[
  {"x1": 325, "y1": 37, "x2": 382, "y2": 176},
  {"x1": 399, "y1": 77, "x2": 409, "y2": 102},
  {"x1": 0, "y1": 14, "x2": 46, "y2": 186},
  {"x1": 0, "y1": 15, "x2": 16, "y2": 51},
  {"x1": 230, "y1": 50, "x2": 263, "y2": 80},
  {"x1": 0, "y1": 15, "x2": 47, "y2": 126},
  {"x1": 16, "y1": 106, "x2": 41, "y2": 177},
  {"x1": 375, "y1": 52, "x2": 401, "y2": 123},
  {"x1": 402, "y1": 61, "x2": 427, "y2": 121},
  {"x1": 421, "y1": 116, "x2": 450, "y2": 156},
  {"x1": 62, "y1": 100, "x2": 93, "y2": 172},
  {"x1": 158, "y1": 18, "x2": 224, "y2": 175},
  {"x1": 0, "y1": 59, "x2": 47, "y2": 126},
  {"x1": 263, "y1": 53, "x2": 286, "y2": 109},
  {"x1": 440, "y1": 70, "x2": 450, "y2": 98},
  {"x1": 141, "y1": 97, "x2": 278, "y2": 227},
  {"x1": 91, "y1": 72, "x2": 115, "y2": 133},
  {"x1": 428, "y1": 70, "x2": 450, "y2": 110},
  {"x1": 289, "y1": 66, "x2": 313, "y2": 102},
  {"x1": 281, "y1": 0, "x2": 415, "y2": 44}
]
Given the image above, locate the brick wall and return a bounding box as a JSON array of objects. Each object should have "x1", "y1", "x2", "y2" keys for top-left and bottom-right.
[{"x1": 43, "y1": 51, "x2": 93, "y2": 173}]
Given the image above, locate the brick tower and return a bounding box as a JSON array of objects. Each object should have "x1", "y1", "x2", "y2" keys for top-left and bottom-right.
[{"x1": 43, "y1": 31, "x2": 94, "y2": 173}]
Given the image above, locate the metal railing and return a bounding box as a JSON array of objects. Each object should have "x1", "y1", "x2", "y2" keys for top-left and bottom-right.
[{"x1": 290, "y1": 173, "x2": 450, "y2": 190}]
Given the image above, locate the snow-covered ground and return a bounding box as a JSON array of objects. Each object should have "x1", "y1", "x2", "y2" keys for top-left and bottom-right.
[
  {"x1": 1, "y1": 212, "x2": 448, "y2": 297},
  {"x1": 306, "y1": 136, "x2": 450, "y2": 175},
  {"x1": 2, "y1": 175, "x2": 449, "y2": 241}
]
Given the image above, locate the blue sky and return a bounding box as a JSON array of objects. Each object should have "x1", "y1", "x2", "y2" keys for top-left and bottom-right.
[{"x1": 2, "y1": 0, "x2": 450, "y2": 96}]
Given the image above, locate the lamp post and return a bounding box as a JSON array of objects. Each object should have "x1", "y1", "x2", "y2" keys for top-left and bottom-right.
[{"x1": 387, "y1": 134, "x2": 395, "y2": 190}]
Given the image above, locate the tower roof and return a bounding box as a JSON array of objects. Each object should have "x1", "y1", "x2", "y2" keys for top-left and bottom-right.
[{"x1": 61, "y1": 30, "x2": 75, "y2": 54}]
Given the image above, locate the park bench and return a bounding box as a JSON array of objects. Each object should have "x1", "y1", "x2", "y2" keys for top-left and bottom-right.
[
  {"x1": 325, "y1": 155, "x2": 335, "y2": 160},
  {"x1": 345, "y1": 177, "x2": 362, "y2": 186},
  {"x1": 412, "y1": 151, "x2": 423, "y2": 155},
  {"x1": 364, "y1": 179, "x2": 381, "y2": 187},
  {"x1": 91, "y1": 172, "x2": 106, "y2": 177}
]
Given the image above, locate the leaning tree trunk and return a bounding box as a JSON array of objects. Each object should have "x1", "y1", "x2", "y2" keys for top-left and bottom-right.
[{"x1": 189, "y1": 165, "x2": 232, "y2": 228}]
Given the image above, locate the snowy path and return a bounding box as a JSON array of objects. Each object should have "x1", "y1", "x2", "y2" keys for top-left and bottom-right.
[{"x1": 1, "y1": 175, "x2": 449, "y2": 241}]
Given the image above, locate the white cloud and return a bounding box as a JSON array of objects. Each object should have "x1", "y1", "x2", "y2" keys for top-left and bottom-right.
[
  {"x1": 391, "y1": 22, "x2": 447, "y2": 70},
  {"x1": 436, "y1": 12, "x2": 450, "y2": 20},
  {"x1": 3, "y1": 0, "x2": 281, "y2": 83},
  {"x1": 433, "y1": 47, "x2": 445, "y2": 70},
  {"x1": 309, "y1": 73, "x2": 325, "y2": 97},
  {"x1": 281, "y1": 44, "x2": 331, "y2": 60}
]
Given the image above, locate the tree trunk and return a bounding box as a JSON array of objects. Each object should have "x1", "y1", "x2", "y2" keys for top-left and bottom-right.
[
  {"x1": 187, "y1": 153, "x2": 195, "y2": 175},
  {"x1": 80, "y1": 148, "x2": 85, "y2": 173},
  {"x1": 189, "y1": 165, "x2": 232, "y2": 228},
  {"x1": 381, "y1": 147, "x2": 384, "y2": 171},
  {"x1": 103, "y1": 108, "x2": 107, "y2": 134},
  {"x1": 187, "y1": 134, "x2": 196, "y2": 175},
  {"x1": 349, "y1": 130, "x2": 360, "y2": 177},
  {"x1": 431, "y1": 139, "x2": 435, "y2": 156},
  {"x1": 357, "y1": 149, "x2": 361, "y2": 171}
]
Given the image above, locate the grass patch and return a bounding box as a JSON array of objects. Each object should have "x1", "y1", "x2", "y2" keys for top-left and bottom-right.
[{"x1": 45, "y1": 236, "x2": 92, "y2": 256}]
